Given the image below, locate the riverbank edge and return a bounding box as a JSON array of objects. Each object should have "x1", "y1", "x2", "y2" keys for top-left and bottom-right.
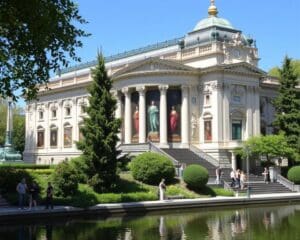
[{"x1": 1, "y1": 193, "x2": 300, "y2": 223}]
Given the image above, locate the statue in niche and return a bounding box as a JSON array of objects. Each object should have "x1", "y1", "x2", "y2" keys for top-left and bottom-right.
[
  {"x1": 169, "y1": 106, "x2": 179, "y2": 134},
  {"x1": 191, "y1": 113, "x2": 197, "y2": 138},
  {"x1": 133, "y1": 106, "x2": 139, "y2": 135},
  {"x1": 148, "y1": 101, "x2": 159, "y2": 132}
]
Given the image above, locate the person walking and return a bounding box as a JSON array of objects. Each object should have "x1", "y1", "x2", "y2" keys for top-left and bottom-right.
[
  {"x1": 263, "y1": 167, "x2": 270, "y2": 184},
  {"x1": 215, "y1": 167, "x2": 221, "y2": 184},
  {"x1": 29, "y1": 181, "x2": 39, "y2": 210},
  {"x1": 45, "y1": 182, "x2": 54, "y2": 210},
  {"x1": 230, "y1": 169, "x2": 236, "y2": 187},
  {"x1": 240, "y1": 171, "x2": 246, "y2": 190},
  {"x1": 16, "y1": 178, "x2": 28, "y2": 210},
  {"x1": 158, "y1": 179, "x2": 166, "y2": 201},
  {"x1": 236, "y1": 169, "x2": 241, "y2": 189}
]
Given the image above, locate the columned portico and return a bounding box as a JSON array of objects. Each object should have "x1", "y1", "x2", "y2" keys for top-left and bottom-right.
[
  {"x1": 122, "y1": 87, "x2": 132, "y2": 144},
  {"x1": 137, "y1": 86, "x2": 146, "y2": 143},
  {"x1": 230, "y1": 151, "x2": 237, "y2": 170},
  {"x1": 114, "y1": 91, "x2": 122, "y2": 143},
  {"x1": 159, "y1": 85, "x2": 168, "y2": 147},
  {"x1": 181, "y1": 85, "x2": 189, "y2": 148}
]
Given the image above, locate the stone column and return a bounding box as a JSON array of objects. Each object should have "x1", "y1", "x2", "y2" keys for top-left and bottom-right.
[
  {"x1": 159, "y1": 85, "x2": 168, "y2": 147},
  {"x1": 137, "y1": 86, "x2": 146, "y2": 143},
  {"x1": 122, "y1": 87, "x2": 132, "y2": 144},
  {"x1": 231, "y1": 151, "x2": 237, "y2": 170},
  {"x1": 113, "y1": 90, "x2": 122, "y2": 143},
  {"x1": 181, "y1": 85, "x2": 189, "y2": 148},
  {"x1": 246, "y1": 86, "x2": 253, "y2": 138}
]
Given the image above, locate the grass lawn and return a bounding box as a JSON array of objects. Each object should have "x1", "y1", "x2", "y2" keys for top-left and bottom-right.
[{"x1": 2, "y1": 169, "x2": 233, "y2": 208}]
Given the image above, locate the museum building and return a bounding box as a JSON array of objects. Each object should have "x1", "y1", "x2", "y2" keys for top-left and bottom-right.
[{"x1": 23, "y1": 1, "x2": 278, "y2": 169}]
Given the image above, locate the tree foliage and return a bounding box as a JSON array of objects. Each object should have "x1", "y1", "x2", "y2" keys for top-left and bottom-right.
[
  {"x1": 272, "y1": 57, "x2": 300, "y2": 155},
  {"x1": 76, "y1": 52, "x2": 121, "y2": 193},
  {"x1": 0, "y1": 0, "x2": 90, "y2": 100},
  {"x1": 236, "y1": 134, "x2": 297, "y2": 165},
  {"x1": 269, "y1": 59, "x2": 300, "y2": 83},
  {"x1": 0, "y1": 103, "x2": 25, "y2": 153}
]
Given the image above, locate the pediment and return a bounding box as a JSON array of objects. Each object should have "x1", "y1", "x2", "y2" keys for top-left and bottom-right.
[
  {"x1": 112, "y1": 58, "x2": 197, "y2": 78},
  {"x1": 223, "y1": 63, "x2": 266, "y2": 76}
]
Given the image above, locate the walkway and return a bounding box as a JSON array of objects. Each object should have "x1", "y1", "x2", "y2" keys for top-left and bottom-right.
[{"x1": 1, "y1": 193, "x2": 300, "y2": 222}]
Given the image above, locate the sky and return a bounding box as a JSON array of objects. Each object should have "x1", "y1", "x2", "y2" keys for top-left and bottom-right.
[{"x1": 70, "y1": 0, "x2": 300, "y2": 72}]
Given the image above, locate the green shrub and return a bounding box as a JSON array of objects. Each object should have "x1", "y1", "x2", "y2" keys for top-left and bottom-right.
[
  {"x1": 69, "y1": 156, "x2": 88, "y2": 183},
  {"x1": 130, "y1": 152, "x2": 175, "y2": 185},
  {"x1": 183, "y1": 164, "x2": 209, "y2": 189},
  {"x1": 52, "y1": 161, "x2": 79, "y2": 197},
  {"x1": 0, "y1": 164, "x2": 50, "y2": 170},
  {"x1": 287, "y1": 166, "x2": 300, "y2": 184},
  {"x1": 0, "y1": 167, "x2": 35, "y2": 194}
]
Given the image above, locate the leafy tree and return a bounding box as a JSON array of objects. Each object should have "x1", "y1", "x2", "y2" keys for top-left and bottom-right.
[
  {"x1": 269, "y1": 59, "x2": 300, "y2": 83},
  {"x1": 76, "y1": 52, "x2": 121, "y2": 193},
  {"x1": 236, "y1": 134, "x2": 297, "y2": 165},
  {"x1": 273, "y1": 57, "x2": 300, "y2": 156},
  {"x1": 0, "y1": 0, "x2": 90, "y2": 101},
  {"x1": 0, "y1": 103, "x2": 25, "y2": 153}
]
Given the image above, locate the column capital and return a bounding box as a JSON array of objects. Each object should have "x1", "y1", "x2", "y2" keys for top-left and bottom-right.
[
  {"x1": 158, "y1": 85, "x2": 169, "y2": 92},
  {"x1": 136, "y1": 86, "x2": 146, "y2": 95},
  {"x1": 121, "y1": 87, "x2": 131, "y2": 95}
]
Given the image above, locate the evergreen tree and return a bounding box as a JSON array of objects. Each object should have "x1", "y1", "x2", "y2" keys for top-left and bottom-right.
[
  {"x1": 273, "y1": 57, "x2": 300, "y2": 158},
  {"x1": 77, "y1": 52, "x2": 121, "y2": 192}
]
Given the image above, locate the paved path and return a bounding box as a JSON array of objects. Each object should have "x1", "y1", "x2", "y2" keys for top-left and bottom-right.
[{"x1": 1, "y1": 193, "x2": 300, "y2": 222}]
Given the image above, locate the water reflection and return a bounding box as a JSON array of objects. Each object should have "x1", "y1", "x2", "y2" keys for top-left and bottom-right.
[{"x1": 1, "y1": 204, "x2": 300, "y2": 240}]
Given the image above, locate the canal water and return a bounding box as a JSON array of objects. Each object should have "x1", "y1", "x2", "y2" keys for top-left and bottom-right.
[{"x1": 1, "y1": 204, "x2": 300, "y2": 240}]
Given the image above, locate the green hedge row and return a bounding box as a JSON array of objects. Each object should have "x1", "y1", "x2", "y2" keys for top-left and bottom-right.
[{"x1": 0, "y1": 164, "x2": 51, "y2": 169}]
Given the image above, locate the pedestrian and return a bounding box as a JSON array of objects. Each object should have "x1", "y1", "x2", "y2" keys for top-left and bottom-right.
[
  {"x1": 263, "y1": 167, "x2": 270, "y2": 184},
  {"x1": 240, "y1": 171, "x2": 246, "y2": 190},
  {"x1": 16, "y1": 178, "x2": 28, "y2": 210},
  {"x1": 215, "y1": 167, "x2": 221, "y2": 184},
  {"x1": 230, "y1": 169, "x2": 236, "y2": 187},
  {"x1": 236, "y1": 169, "x2": 241, "y2": 189},
  {"x1": 29, "y1": 181, "x2": 39, "y2": 210},
  {"x1": 45, "y1": 182, "x2": 54, "y2": 210},
  {"x1": 158, "y1": 179, "x2": 166, "y2": 201}
]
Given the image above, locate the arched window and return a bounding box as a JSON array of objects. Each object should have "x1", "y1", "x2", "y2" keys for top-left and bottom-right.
[
  {"x1": 37, "y1": 126, "x2": 45, "y2": 148},
  {"x1": 50, "y1": 125, "x2": 58, "y2": 147},
  {"x1": 203, "y1": 112, "x2": 213, "y2": 142},
  {"x1": 64, "y1": 123, "x2": 72, "y2": 147}
]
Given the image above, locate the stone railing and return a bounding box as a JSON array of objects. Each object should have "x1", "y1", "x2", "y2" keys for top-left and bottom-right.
[
  {"x1": 148, "y1": 142, "x2": 179, "y2": 165},
  {"x1": 189, "y1": 144, "x2": 219, "y2": 167},
  {"x1": 277, "y1": 174, "x2": 300, "y2": 192}
]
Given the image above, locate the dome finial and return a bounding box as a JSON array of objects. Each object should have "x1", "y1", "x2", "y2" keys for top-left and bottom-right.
[{"x1": 208, "y1": 0, "x2": 218, "y2": 17}]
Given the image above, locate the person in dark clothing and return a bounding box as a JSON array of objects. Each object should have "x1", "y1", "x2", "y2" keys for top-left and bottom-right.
[
  {"x1": 45, "y1": 182, "x2": 54, "y2": 210},
  {"x1": 29, "y1": 181, "x2": 39, "y2": 210}
]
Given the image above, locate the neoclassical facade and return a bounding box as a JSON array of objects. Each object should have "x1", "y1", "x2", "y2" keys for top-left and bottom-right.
[{"x1": 24, "y1": 1, "x2": 278, "y2": 168}]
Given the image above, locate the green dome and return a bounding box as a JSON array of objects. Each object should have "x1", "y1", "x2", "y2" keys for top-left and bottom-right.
[{"x1": 193, "y1": 16, "x2": 234, "y2": 31}]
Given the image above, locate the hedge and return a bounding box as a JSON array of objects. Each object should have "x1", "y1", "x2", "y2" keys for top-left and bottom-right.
[
  {"x1": 287, "y1": 166, "x2": 300, "y2": 184},
  {"x1": 0, "y1": 164, "x2": 51, "y2": 169},
  {"x1": 183, "y1": 164, "x2": 209, "y2": 189},
  {"x1": 130, "y1": 152, "x2": 175, "y2": 185}
]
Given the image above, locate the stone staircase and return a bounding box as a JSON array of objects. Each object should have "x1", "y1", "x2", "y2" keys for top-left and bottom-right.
[
  {"x1": 223, "y1": 175, "x2": 294, "y2": 195},
  {"x1": 161, "y1": 148, "x2": 219, "y2": 177},
  {"x1": 0, "y1": 194, "x2": 9, "y2": 207}
]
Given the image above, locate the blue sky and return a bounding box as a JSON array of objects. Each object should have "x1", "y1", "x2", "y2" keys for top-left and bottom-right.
[{"x1": 71, "y1": 0, "x2": 300, "y2": 72}]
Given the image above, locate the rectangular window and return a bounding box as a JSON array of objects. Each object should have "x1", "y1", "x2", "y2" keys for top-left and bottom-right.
[
  {"x1": 37, "y1": 131, "x2": 44, "y2": 147},
  {"x1": 65, "y1": 107, "x2": 71, "y2": 116},
  {"x1": 39, "y1": 111, "x2": 44, "y2": 120},
  {"x1": 233, "y1": 96, "x2": 241, "y2": 103},
  {"x1": 50, "y1": 129, "x2": 58, "y2": 147},
  {"x1": 232, "y1": 120, "x2": 242, "y2": 140},
  {"x1": 52, "y1": 110, "x2": 56, "y2": 118},
  {"x1": 204, "y1": 120, "x2": 212, "y2": 141}
]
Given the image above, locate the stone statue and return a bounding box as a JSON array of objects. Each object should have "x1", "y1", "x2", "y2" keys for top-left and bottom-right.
[
  {"x1": 232, "y1": 32, "x2": 243, "y2": 46},
  {"x1": 169, "y1": 106, "x2": 179, "y2": 134},
  {"x1": 191, "y1": 113, "x2": 197, "y2": 138},
  {"x1": 148, "y1": 101, "x2": 159, "y2": 132},
  {"x1": 133, "y1": 106, "x2": 139, "y2": 134}
]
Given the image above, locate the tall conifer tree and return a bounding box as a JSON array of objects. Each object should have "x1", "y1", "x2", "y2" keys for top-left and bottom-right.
[
  {"x1": 77, "y1": 52, "x2": 121, "y2": 192},
  {"x1": 273, "y1": 56, "x2": 300, "y2": 157}
]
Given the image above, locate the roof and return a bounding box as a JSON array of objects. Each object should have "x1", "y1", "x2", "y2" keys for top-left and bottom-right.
[{"x1": 193, "y1": 16, "x2": 234, "y2": 31}]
